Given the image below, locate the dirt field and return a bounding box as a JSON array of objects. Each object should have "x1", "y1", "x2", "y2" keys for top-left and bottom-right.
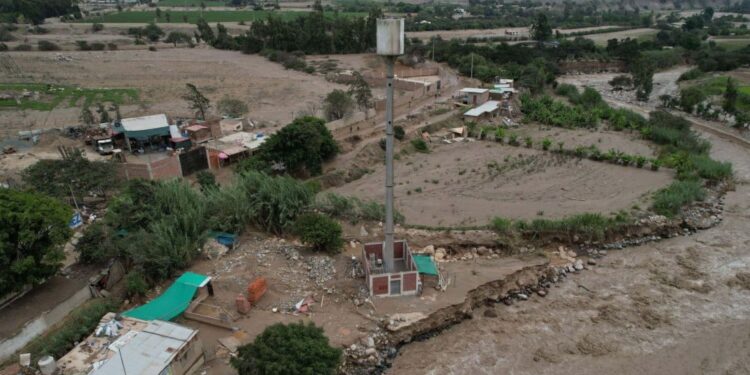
[
  {"x1": 389, "y1": 123, "x2": 750, "y2": 375},
  {"x1": 333, "y1": 136, "x2": 671, "y2": 227},
  {"x1": 575, "y1": 28, "x2": 659, "y2": 45},
  {"x1": 0, "y1": 46, "x2": 346, "y2": 138},
  {"x1": 407, "y1": 26, "x2": 620, "y2": 41}
]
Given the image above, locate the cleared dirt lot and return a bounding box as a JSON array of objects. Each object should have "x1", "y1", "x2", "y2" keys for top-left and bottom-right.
[
  {"x1": 0, "y1": 47, "x2": 346, "y2": 138},
  {"x1": 333, "y1": 137, "x2": 671, "y2": 227}
]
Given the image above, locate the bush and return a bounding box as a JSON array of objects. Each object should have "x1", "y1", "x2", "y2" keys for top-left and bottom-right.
[
  {"x1": 508, "y1": 133, "x2": 520, "y2": 146},
  {"x1": 394, "y1": 125, "x2": 405, "y2": 140},
  {"x1": 196, "y1": 170, "x2": 218, "y2": 192},
  {"x1": 494, "y1": 127, "x2": 505, "y2": 143},
  {"x1": 107, "y1": 42, "x2": 118, "y2": 50},
  {"x1": 411, "y1": 138, "x2": 429, "y2": 152},
  {"x1": 37, "y1": 40, "x2": 60, "y2": 51},
  {"x1": 77, "y1": 222, "x2": 118, "y2": 264},
  {"x1": 231, "y1": 322, "x2": 341, "y2": 375},
  {"x1": 0, "y1": 43, "x2": 6, "y2": 51},
  {"x1": 75, "y1": 40, "x2": 91, "y2": 51},
  {"x1": 314, "y1": 192, "x2": 403, "y2": 224},
  {"x1": 491, "y1": 217, "x2": 512, "y2": 235},
  {"x1": 685, "y1": 154, "x2": 733, "y2": 181},
  {"x1": 217, "y1": 96, "x2": 249, "y2": 117},
  {"x1": 293, "y1": 213, "x2": 343, "y2": 254},
  {"x1": 91, "y1": 42, "x2": 105, "y2": 51},
  {"x1": 652, "y1": 180, "x2": 706, "y2": 217},
  {"x1": 524, "y1": 136, "x2": 533, "y2": 148},
  {"x1": 14, "y1": 43, "x2": 32, "y2": 51},
  {"x1": 541, "y1": 138, "x2": 552, "y2": 151},
  {"x1": 514, "y1": 212, "x2": 629, "y2": 242},
  {"x1": 92, "y1": 23, "x2": 104, "y2": 32},
  {"x1": 125, "y1": 271, "x2": 148, "y2": 297}
]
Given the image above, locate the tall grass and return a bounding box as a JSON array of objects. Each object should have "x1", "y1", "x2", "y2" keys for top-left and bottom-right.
[
  {"x1": 491, "y1": 212, "x2": 630, "y2": 242},
  {"x1": 652, "y1": 180, "x2": 706, "y2": 217},
  {"x1": 314, "y1": 192, "x2": 404, "y2": 224}
]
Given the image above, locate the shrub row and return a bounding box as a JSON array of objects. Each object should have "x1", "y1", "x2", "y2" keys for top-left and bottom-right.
[{"x1": 492, "y1": 212, "x2": 631, "y2": 242}]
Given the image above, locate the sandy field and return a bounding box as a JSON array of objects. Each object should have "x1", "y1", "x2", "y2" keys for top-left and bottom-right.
[
  {"x1": 333, "y1": 135, "x2": 671, "y2": 227},
  {"x1": 389, "y1": 122, "x2": 750, "y2": 375},
  {"x1": 0, "y1": 47, "x2": 346, "y2": 138}
]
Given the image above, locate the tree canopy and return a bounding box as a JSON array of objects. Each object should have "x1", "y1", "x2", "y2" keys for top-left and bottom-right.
[
  {"x1": 0, "y1": 189, "x2": 72, "y2": 297},
  {"x1": 231, "y1": 321, "x2": 341, "y2": 375},
  {"x1": 244, "y1": 116, "x2": 338, "y2": 176},
  {"x1": 22, "y1": 149, "x2": 116, "y2": 204},
  {"x1": 323, "y1": 89, "x2": 354, "y2": 121},
  {"x1": 183, "y1": 83, "x2": 211, "y2": 120}
]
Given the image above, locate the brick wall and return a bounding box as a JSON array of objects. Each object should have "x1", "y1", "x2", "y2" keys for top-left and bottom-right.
[{"x1": 150, "y1": 156, "x2": 182, "y2": 180}]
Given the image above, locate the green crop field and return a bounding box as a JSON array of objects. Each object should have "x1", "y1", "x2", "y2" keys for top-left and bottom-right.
[
  {"x1": 711, "y1": 38, "x2": 750, "y2": 51},
  {"x1": 156, "y1": 0, "x2": 226, "y2": 6},
  {"x1": 79, "y1": 10, "x2": 365, "y2": 24},
  {"x1": 0, "y1": 83, "x2": 139, "y2": 111}
]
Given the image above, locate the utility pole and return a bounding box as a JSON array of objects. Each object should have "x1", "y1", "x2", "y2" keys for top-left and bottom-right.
[{"x1": 376, "y1": 18, "x2": 404, "y2": 273}]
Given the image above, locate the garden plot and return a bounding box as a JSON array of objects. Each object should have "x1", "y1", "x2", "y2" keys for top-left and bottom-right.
[{"x1": 333, "y1": 139, "x2": 672, "y2": 227}]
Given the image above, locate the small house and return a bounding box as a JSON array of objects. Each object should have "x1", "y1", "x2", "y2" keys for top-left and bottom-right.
[
  {"x1": 463, "y1": 100, "x2": 500, "y2": 121},
  {"x1": 186, "y1": 125, "x2": 212, "y2": 144},
  {"x1": 459, "y1": 88, "x2": 490, "y2": 106},
  {"x1": 362, "y1": 240, "x2": 420, "y2": 297}
]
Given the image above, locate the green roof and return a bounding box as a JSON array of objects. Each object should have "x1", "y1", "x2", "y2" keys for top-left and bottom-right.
[
  {"x1": 122, "y1": 272, "x2": 210, "y2": 321},
  {"x1": 413, "y1": 254, "x2": 439, "y2": 276}
]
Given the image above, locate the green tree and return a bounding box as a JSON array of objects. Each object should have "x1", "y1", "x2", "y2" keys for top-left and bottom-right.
[
  {"x1": 348, "y1": 72, "x2": 373, "y2": 116},
  {"x1": 96, "y1": 102, "x2": 110, "y2": 124},
  {"x1": 183, "y1": 83, "x2": 211, "y2": 120},
  {"x1": 724, "y1": 78, "x2": 738, "y2": 113},
  {"x1": 247, "y1": 116, "x2": 338, "y2": 176},
  {"x1": 80, "y1": 106, "x2": 95, "y2": 126},
  {"x1": 144, "y1": 23, "x2": 164, "y2": 42},
  {"x1": 155, "y1": 7, "x2": 162, "y2": 19},
  {"x1": 0, "y1": 189, "x2": 72, "y2": 296},
  {"x1": 196, "y1": 18, "x2": 215, "y2": 45},
  {"x1": 680, "y1": 86, "x2": 705, "y2": 113},
  {"x1": 217, "y1": 96, "x2": 249, "y2": 117},
  {"x1": 231, "y1": 322, "x2": 341, "y2": 375},
  {"x1": 631, "y1": 58, "x2": 654, "y2": 102},
  {"x1": 22, "y1": 149, "x2": 116, "y2": 203},
  {"x1": 530, "y1": 13, "x2": 553, "y2": 44},
  {"x1": 76, "y1": 221, "x2": 118, "y2": 264},
  {"x1": 165, "y1": 31, "x2": 192, "y2": 46},
  {"x1": 293, "y1": 213, "x2": 343, "y2": 254},
  {"x1": 323, "y1": 89, "x2": 354, "y2": 121}
]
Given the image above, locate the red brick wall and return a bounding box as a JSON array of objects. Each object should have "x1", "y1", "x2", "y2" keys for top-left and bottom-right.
[
  {"x1": 394, "y1": 241, "x2": 404, "y2": 259},
  {"x1": 371, "y1": 276, "x2": 389, "y2": 296},
  {"x1": 119, "y1": 163, "x2": 150, "y2": 180},
  {"x1": 150, "y1": 156, "x2": 182, "y2": 180},
  {"x1": 364, "y1": 243, "x2": 383, "y2": 261},
  {"x1": 403, "y1": 272, "x2": 417, "y2": 292}
]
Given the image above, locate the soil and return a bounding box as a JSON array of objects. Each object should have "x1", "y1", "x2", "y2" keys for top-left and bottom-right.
[
  {"x1": 0, "y1": 46, "x2": 347, "y2": 138},
  {"x1": 333, "y1": 138, "x2": 671, "y2": 227},
  {"x1": 387, "y1": 78, "x2": 750, "y2": 375}
]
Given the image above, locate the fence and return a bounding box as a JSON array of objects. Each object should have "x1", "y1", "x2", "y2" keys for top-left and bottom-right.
[{"x1": 116, "y1": 147, "x2": 208, "y2": 180}]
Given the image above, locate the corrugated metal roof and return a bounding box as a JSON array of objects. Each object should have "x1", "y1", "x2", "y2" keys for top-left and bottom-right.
[
  {"x1": 464, "y1": 100, "x2": 500, "y2": 117},
  {"x1": 120, "y1": 114, "x2": 169, "y2": 132},
  {"x1": 90, "y1": 321, "x2": 196, "y2": 375},
  {"x1": 460, "y1": 88, "x2": 489, "y2": 94}
]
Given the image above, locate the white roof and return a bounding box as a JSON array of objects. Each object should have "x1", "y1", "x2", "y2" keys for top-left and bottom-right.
[
  {"x1": 464, "y1": 100, "x2": 500, "y2": 117},
  {"x1": 91, "y1": 320, "x2": 196, "y2": 375},
  {"x1": 120, "y1": 114, "x2": 169, "y2": 132},
  {"x1": 460, "y1": 88, "x2": 489, "y2": 94}
]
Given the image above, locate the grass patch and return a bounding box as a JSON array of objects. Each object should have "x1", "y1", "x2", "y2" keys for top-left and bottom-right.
[
  {"x1": 510, "y1": 212, "x2": 630, "y2": 242},
  {"x1": 78, "y1": 10, "x2": 365, "y2": 24},
  {"x1": 652, "y1": 180, "x2": 706, "y2": 217},
  {"x1": 0, "y1": 83, "x2": 138, "y2": 111},
  {"x1": 22, "y1": 298, "x2": 121, "y2": 364},
  {"x1": 314, "y1": 192, "x2": 404, "y2": 224}
]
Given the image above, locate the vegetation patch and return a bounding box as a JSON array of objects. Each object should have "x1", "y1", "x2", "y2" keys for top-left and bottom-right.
[
  {"x1": 0, "y1": 83, "x2": 138, "y2": 111},
  {"x1": 652, "y1": 180, "x2": 706, "y2": 217}
]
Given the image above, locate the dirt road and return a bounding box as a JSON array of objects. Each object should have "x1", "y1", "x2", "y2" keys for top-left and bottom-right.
[{"x1": 389, "y1": 78, "x2": 750, "y2": 375}]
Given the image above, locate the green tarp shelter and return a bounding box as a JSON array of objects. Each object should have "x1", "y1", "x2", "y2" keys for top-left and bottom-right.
[
  {"x1": 122, "y1": 272, "x2": 210, "y2": 321},
  {"x1": 413, "y1": 254, "x2": 439, "y2": 276},
  {"x1": 113, "y1": 114, "x2": 170, "y2": 140}
]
